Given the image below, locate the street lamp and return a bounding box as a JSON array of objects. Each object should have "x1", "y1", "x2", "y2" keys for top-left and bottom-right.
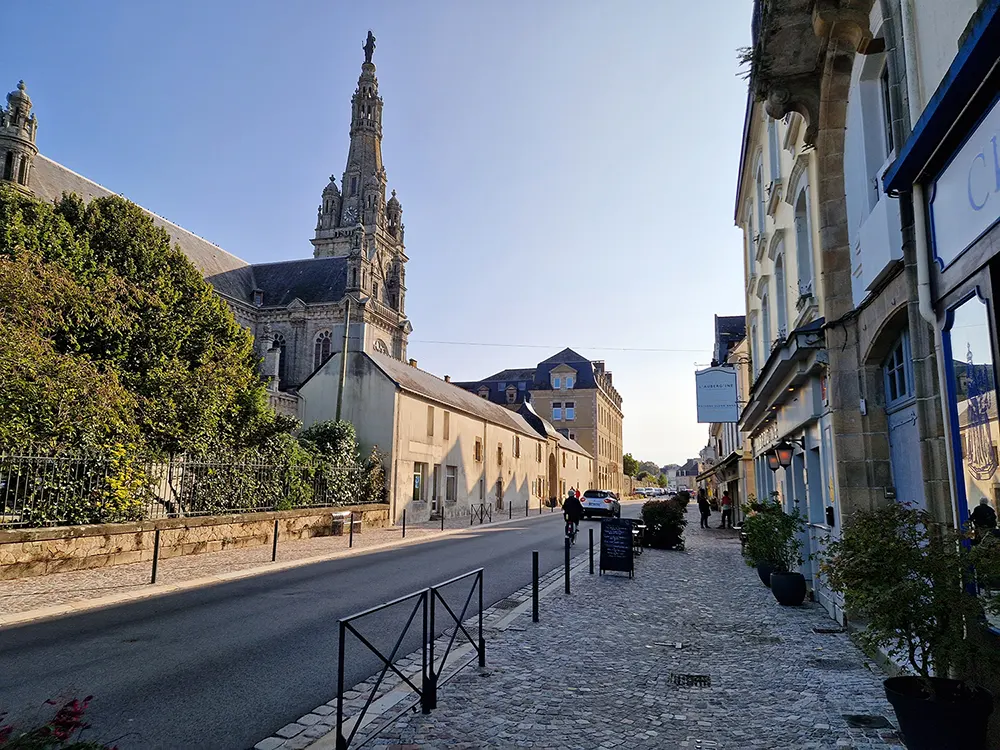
[
  {"x1": 765, "y1": 450, "x2": 781, "y2": 472},
  {"x1": 774, "y1": 437, "x2": 806, "y2": 469}
]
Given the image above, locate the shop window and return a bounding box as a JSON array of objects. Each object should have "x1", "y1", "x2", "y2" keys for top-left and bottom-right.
[
  {"x1": 944, "y1": 292, "x2": 998, "y2": 527},
  {"x1": 413, "y1": 463, "x2": 427, "y2": 502}
]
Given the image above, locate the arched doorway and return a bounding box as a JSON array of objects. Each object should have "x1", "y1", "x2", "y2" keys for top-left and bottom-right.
[{"x1": 548, "y1": 453, "x2": 558, "y2": 508}]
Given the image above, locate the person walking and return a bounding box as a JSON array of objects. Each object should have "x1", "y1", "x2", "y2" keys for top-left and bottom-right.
[
  {"x1": 718, "y1": 490, "x2": 733, "y2": 529},
  {"x1": 697, "y1": 489, "x2": 711, "y2": 529}
]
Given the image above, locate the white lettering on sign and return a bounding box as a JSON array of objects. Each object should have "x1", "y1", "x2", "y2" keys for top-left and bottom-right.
[
  {"x1": 695, "y1": 367, "x2": 739, "y2": 424},
  {"x1": 930, "y1": 96, "x2": 1000, "y2": 267}
]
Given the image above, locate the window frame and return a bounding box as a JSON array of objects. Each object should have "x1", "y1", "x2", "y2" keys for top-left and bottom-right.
[
  {"x1": 565, "y1": 401, "x2": 576, "y2": 420},
  {"x1": 552, "y1": 402, "x2": 563, "y2": 421}
]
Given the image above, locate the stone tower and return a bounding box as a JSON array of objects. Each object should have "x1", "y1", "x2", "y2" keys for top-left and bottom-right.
[
  {"x1": 312, "y1": 31, "x2": 409, "y2": 338},
  {"x1": 0, "y1": 81, "x2": 38, "y2": 192}
]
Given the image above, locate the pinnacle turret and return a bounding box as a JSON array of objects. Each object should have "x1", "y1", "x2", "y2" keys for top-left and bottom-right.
[{"x1": 0, "y1": 80, "x2": 38, "y2": 191}]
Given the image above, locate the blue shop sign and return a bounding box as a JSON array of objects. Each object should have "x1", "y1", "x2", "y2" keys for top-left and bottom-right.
[{"x1": 930, "y1": 93, "x2": 1000, "y2": 268}]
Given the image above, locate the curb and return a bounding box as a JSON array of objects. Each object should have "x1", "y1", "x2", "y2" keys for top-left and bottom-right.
[{"x1": 0, "y1": 510, "x2": 562, "y2": 630}]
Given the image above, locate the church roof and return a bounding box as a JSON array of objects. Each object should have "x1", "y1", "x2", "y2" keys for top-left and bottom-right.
[
  {"x1": 30, "y1": 155, "x2": 256, "y2": 301},
  {"x1": 251, "y1": 257, "x2": 348, "y2": 307}
]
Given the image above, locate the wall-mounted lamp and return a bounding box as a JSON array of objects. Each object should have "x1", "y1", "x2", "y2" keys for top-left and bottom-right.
[{"x1": 773, "y1": 437, "x2": 806, "y2": 469}]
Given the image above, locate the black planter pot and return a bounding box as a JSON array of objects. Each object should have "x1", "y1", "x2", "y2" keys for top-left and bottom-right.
[
  {"x1": 884, "y1": 676, "x2": 993, "y2": 750},
  {"x1": 769, "y1": 571, "x2": 806, "y2": 606},
  {"x1": 756, "y1": 562, "x2": 774, "y2": 587}
]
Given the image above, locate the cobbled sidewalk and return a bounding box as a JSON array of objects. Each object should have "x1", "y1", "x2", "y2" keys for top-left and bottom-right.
[
  {"x1": 367, "y1": 507, "x2": 904, "y2": 750},
  {"x1": 0, "y1": 508, "x2": 551, "y2": 619}
]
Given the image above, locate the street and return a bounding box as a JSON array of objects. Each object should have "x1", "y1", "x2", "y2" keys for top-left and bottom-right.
[{"x1": 0, "y1": 505, "x2": 639, "y2": 750}]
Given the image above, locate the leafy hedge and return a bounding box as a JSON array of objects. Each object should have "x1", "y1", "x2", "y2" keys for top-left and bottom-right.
[{"x1": 641, "y1": 499, "x2": 687, "y2": 549}]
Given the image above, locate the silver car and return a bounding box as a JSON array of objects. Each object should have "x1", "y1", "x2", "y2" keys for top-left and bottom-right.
[{"x1": 581, "y1": 489, "x2": 621, "y2": 519}]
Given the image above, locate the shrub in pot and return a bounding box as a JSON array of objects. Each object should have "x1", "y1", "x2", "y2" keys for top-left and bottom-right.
[
  {"x1": 822, "y1": 503, "x2": 1000, "y2": 750},
  {"x1": 741, "y1": 495, "x2": 806, "y2": 603},
  {"x1": 641, "y1": 499, "x2": 687, "y2": 550}
]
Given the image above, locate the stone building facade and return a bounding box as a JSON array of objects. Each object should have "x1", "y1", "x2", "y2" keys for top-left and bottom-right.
[
  {"x1": 1, "y1": 33, "x2": 411, "y2": 418},
  {"x1": 454, "y1": 348, "x2": 625, "y2": 497}
]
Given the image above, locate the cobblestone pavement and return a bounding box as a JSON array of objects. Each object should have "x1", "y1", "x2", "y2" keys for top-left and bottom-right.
[
  {"x1": 0, "y1": 507, "x2": 550, "y2": 619},
  {"x1": 362, "y1": 507, "x2": 904, "y2": 750}
]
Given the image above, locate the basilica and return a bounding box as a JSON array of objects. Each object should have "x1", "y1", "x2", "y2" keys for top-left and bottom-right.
[{"x1": 0, "y1": 31, "x2": 411, "y2": 417}]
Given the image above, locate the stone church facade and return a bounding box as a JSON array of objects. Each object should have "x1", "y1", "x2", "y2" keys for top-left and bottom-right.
[{"x1": 0, "y1": 32, "x2": 411, "y2": 417}]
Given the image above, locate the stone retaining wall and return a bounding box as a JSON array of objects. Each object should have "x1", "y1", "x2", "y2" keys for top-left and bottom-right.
[{"x1": 0, "y1": 504, "x2": 390, "y2": 580}]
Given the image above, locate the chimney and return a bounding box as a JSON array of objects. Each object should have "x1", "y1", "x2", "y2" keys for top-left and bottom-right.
[
  {"x1": 409, "y1": 358, "x2": 418, "y2": 368},
  {"x1": 593, "y1": 360, "x2": 605, "y2": 375},
  {"x1": 444, "y1": 375, "x2": 451, "y2": 383}
]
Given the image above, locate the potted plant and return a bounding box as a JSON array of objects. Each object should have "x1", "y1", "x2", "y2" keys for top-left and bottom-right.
[
  {"x1": 741, "y1": 494, "x2": 807, "y2": 605},
  {"x1": 823, "y1": 502, "x2": 1000, "y2": 750},
  {"x1": 640, "y1": 498, "x2": 687, "y2": 550}
]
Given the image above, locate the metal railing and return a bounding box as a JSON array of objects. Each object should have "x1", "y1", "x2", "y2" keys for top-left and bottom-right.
[
  {"x1": 470, "y1": 503, "x2": 491, "y2": 525},
  {"x1": 0, "y1": 448, "x2": 381, "y2": 529},
  {"x1": 334, "y1": 568, "x2": 485, "y2": 750}
]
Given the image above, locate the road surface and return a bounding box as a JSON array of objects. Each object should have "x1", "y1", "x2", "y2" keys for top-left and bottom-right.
[{"x1": 0, "y1": 504, "x2": 640, "y2": 749}]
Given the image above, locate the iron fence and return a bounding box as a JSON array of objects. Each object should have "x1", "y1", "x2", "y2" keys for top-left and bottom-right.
[
  {"x1": 0, "y1": 447, "x2": 381, "y2": 529},
  {"x1": 334, "y1": 568, "x2": 485, "y2": 750}
]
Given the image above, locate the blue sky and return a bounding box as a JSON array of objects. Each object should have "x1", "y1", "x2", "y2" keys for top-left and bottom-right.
[{"x1": 3, "y1": 1, "x2": 750, "y2": 466}]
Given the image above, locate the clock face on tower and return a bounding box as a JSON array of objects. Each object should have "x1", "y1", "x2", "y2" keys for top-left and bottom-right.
[{"x1": 343, "y1": 205, "x2": 357, "y2": 224}]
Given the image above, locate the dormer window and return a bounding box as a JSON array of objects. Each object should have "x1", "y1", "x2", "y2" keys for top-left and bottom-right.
[
  {"x1": 505, "y1": 385, "x2": 517, "y2": 404},
  {"x1": 252, "y1": 289, "x2": 264, "y2": 307},
  {"x1": 552, "y1": 376, "x2": 561, "y2": 389},
  {"x1": 565, "y1": 376, "x2": 574, "y2": 389},
  {"x1": 477, "y1": 386, "x2": 489, "y2": 399}
]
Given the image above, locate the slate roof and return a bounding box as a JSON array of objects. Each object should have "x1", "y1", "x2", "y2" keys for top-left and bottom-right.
[
  {"x1": 483, "y1": 367, "x2": 537, "y2": 382},
  {"x1": 540, "y1": 347, "x2": 589, "y2": 364},
  {"x1": 369, "y1": 352, "x2": 540, "y2": 438},
  {"x1": 367, "y1": 353, "x2": 592, "y2": 457},
  {"x1": 30, "y1": 155, "x2": 257, "y2": 302},
  {"x1": 251, "y1": 257, "x2": 348, "y2": 307}
]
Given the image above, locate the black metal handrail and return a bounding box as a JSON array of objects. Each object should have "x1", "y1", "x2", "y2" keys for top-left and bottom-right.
[
  {"x1": 427, "y1": 568, "x2": 485, "y2": 710},
  {"x1": 470, "y1": 503, "x2": 491, "y2": 525},
  {"x1": 334, "y1": 568, "x2": 486, "y2": 749},
  {"x1": 335, "y1": 589, "x2": 430, "y2": 750}
]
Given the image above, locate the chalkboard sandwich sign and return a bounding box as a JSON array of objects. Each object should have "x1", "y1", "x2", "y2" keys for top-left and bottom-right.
[{"x1": 600, "y1": 518, "x2": 634, "y2": 577}]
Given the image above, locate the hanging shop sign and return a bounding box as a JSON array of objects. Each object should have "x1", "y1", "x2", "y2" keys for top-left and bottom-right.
[{"x1": 695, "y1": 366, "x2": 739, "y2": 423}]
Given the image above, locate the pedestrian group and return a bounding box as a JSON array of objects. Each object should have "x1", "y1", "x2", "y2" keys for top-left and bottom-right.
[{"x1": 697, "y1": 487, "x2": 733, "y2": 530}]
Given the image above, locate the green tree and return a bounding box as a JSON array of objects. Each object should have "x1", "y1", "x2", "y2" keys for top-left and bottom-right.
[
  {"x1": 0, "y1": 185, "x2": 293, "y2": 454},
  {"x1": 622, "y1": 453, "x2": 638, "y2": 477},
  {"x1": 656, "y1": 473, "x2": 669, "y2": 488}
]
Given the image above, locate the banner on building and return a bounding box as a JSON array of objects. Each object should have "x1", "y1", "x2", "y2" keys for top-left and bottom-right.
[{"x1": 695, "y1": 366, "x2": 739, "y2": 423}]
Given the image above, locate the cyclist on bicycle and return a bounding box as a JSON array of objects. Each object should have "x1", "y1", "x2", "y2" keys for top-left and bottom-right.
[{"x1": 563, "y1": 489, "x2": 584, "y2": 538}]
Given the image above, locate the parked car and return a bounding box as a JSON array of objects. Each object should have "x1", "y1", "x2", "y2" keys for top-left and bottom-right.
[{"x1": 581, "y1": 489, "x2": 621, "y2": 518}]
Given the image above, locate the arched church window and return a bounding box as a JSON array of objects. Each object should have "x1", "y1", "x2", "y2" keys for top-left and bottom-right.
[
  {"x1": 3, "y1": 152, "x2": 13, "y2": 181},
  {"x1": 18, "y1": 157, "x2": 28, "y2": 185},
  {"x1": 374, "y1": 339, "x2": 389, "y2": 355},
  {"x1": 314, "y1": 331, "x2": 333, "y2": 371}
]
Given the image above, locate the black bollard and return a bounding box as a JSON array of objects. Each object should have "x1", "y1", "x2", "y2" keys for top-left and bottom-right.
[
  {"x1": 272, "y1": 518, "x2": 279, "y2": 562},
  {"x1": 589, "y1": 527, "x2": 594, "y2": 574},
  {"x1": 150, "y1": 528, "x2": 161, "y2": 584},
  {"x1": 532, "y1": 550, "x2": 539, "y2": 622},
  {"x1": 402, "y1": 509, "x2": 406, "y2": 539},
  {"x1": 564, "y1": 538, "x2": 571, "y2": 594},
  {"x1": 509, "y1": 503, "x2": 512, "y2": 520},
  {"x1": 441, "y1": 511, "x2": 445, "y2": 531},
  {"x1": 349, "y1": 511, "x2": 355, "y2": 548}
]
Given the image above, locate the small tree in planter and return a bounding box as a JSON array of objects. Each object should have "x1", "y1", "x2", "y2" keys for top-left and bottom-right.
[
  {"x1": 823, "y1": 502, "x2": 1000, "y2": 750},
  {"x1": 740, "y1": 494, "x2": 806, "y2": 603},
  {"x1": 641, "y1": 499, "x2": 687, "y2": 550}
]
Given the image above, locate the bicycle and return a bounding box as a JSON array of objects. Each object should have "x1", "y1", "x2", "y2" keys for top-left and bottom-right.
[{"x1": 564, "y1": 514, "x2": 578, "y2": 545}]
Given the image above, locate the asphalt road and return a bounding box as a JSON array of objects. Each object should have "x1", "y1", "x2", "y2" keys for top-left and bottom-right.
[{"x1": 0, "y1": 503, "x2": 640, "y2": 750}]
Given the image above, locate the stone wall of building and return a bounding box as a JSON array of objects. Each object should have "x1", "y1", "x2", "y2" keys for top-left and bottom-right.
[{"x1": 0, "y1": 504, "x2": 390, "y2": 580}]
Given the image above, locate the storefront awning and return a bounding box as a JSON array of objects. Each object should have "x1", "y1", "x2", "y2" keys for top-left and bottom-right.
[
  {"x1": 883, "y1": 0, "x2": 1000, "y2": 193},
  {"x1": 696, "y1": 451, "x2": 741, "y2": 483}
]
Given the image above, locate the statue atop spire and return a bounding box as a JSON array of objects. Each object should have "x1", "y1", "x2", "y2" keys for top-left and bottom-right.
[{"x1": 364, "y1": 31, "x2": 376, "y2": 64}]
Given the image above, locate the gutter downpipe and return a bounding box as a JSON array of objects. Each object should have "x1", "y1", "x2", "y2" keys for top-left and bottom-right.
[{"x1": 901, "y1": 0, "x2": 961, "y2": 529}]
